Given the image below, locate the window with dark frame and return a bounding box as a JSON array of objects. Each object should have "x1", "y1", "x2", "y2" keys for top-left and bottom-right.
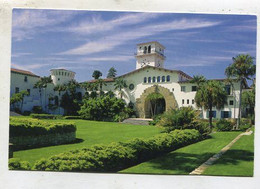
[
  {"x1": 15, "y1": 87, "x2": 19, "y2": 93},
  {"x1": 27, "y1": 89, "x2": 30, "y2": 96},
  {"x1": 148, "y1": 77, "x2": 151, "y2": 83},
  {"x1": 157, "y1": 76, "x2": 160, "y2": 82},
  {"x1": 182, "y1": 99, "x2": 184, "y2": 104},
  {"x1": 152, "y1": 76, "x2": 156, "y2": 82},
  {"x1": 192, "y1": 99, "x2": 195, "y2": 104},
  {"x1": 166, "y1": 75, "x2": 170, "y2": 82},
  {"x1": 24, "y1": 76, "x2": 28, "y2": 82},
  {"x1": 192, "y1": 86, "x2": 197, "y2": 91},
  {"x1": 187, "y1": 99, "x2": 189, "y2": 104},
  {"x1": 144, "y1": 77, "x2": 147, "y2": 83},
  {"x1": 181, "y1": 86, "x2": 186, "y2": 92},
  {"x1": 162, "y1": 76, "x2": 165, "y2": 82},
  {"x1": 229, "y1": 100, "x2": 234, "y2": 105}
]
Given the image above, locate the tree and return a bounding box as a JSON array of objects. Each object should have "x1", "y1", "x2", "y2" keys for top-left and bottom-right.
[
  {"x1": 241, "y1": 89, "x2": 255, "y2": 124},
  {"x1": 225, "y1": 54, "x2": 256, "y2": 129},
  {"x1": 190, "y1": 75, "x2": 206, "y2": 89},
  {"x1": 33, "y1": 76, "x2": 53, "y2": 109},
  {"x1": 114, "y1": 78, "x2": 128, "y2": 99},
  {"x1": 96, "y1": 79, "x2": 107, "y2": 96},
  {"x1": 146, "y1": 92, "x2": 164, "y2": 117},
  {"x1": 92, "y1": 70, "x2": 102, "y2": 80},
  {"x1": 107, "y1": 67, "x2": 117, "y2": 78},
  {"x1": 10, "y1": 90, "x2": 29, "y2": 112},
  {"x1": 195, "y1": 80, "x2": 227, "y2": 129}
]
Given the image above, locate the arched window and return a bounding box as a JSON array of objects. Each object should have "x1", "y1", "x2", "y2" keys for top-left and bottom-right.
[
  {"x1": 54, "y1": 96, "x2": 59, "y2": 106},
  {"x1": 166, "y1": 75, "x2": 170, "y2": 82},
  {"x1": 157, "y1": 76, "x2": 160, "y2": 82},
  {"x1": 144, "y1": 77, "x2": 147, "y2": 83},
  {"x1": 152, "y1": 76, "x2": 156, "y2": 83},
  {"x1": 162, "y1": 76, "x2": 165, "y2": 82},
  {"x1": 148, "y1": 45, "x2": 151, "y2": 53},
  {"x1": 62, "y1": 72, "x2": 64, "y2": 76},
  {"x1": 148, "y1": 77, "x2": 151, "y2": 83},
  {"x1": 144, "y1": 46, "x2": 147, "y2": 54},
  {"x1": 65, "y1": 72, "x2": 67, "y2": 76}
]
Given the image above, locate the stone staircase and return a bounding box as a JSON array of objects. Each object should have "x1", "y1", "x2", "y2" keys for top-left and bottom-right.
[{"x1": 122, "y1": 118, "x2": 153, "y2": 125}]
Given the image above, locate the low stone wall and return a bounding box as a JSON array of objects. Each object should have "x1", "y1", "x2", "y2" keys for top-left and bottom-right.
[{"x1": 10, "y1": 132, "x2": 76, "y2": 150}]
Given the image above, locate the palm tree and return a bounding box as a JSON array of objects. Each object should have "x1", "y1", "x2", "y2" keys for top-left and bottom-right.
[
  {"x1": 96, "y1": 79, "x2": 107, "y2": 96},
  {"x1": 107, "y1": 67, "x2": 117, "y2": 78},
  {"x1": 114, "y1": 78, "x2": 128, "y2": 99},
  {"x1": 92, "y1": 70, "x2": 102, "y2": 80},
  {"x1": 53, "y1": 84, "x2": 67, "y2": 114},
  {"x1": 146, "y1": 92, "x2": 164, "y2": 117},
  {"x1": 34, "y1": 76, "x2": 52, "y2": 109},
  {"x1": 190, "y1": 75, "x2": 206, "y2": 89},
  {"x1": 195, "y1": 80, "x2": 227, "y2": 129},
  {"x1": 225, "y1": 54, "x2": 256, "y2": 129}
]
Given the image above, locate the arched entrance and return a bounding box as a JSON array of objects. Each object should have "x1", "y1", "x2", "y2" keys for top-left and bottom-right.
[
  {"x1": 135, "y1": 85, "x2": 178, "y2": 118},
  {"x1": 144, "y1": 92, "x2": 166, "y2": 118}
]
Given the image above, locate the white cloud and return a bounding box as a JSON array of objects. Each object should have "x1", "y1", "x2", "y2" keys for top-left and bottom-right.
[
  {"x1": 12, "y1": 62, "x2": 50, "y2": 70},
  {"x1": 11, "y1": 52, "x2": 32, "y2": 58},
  {"x1": 59, "y1": 18, "x2": 221, "y2": 56},
  {"x1": 12, "y1": 9, "x2": 76, "y2": 41},
  {"x1": 80, "y1": 55, "x2": 134, "y2": 62}
]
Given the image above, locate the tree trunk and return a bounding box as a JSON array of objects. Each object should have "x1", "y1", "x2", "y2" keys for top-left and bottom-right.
[
  {"x1": 209, "y1": 106, "x2": 213, "y2": 130},
  {"x1": 237, "y1": 80, "x2": 243, "y2": 130}
]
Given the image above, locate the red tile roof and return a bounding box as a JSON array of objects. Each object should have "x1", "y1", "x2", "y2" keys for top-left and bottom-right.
[{"x1": 11, "y1": 68, "x2": 40, "y2": 77}]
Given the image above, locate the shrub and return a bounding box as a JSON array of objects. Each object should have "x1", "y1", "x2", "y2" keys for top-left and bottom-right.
[
  {"x1": 32, "y1": 106, "x2": 43, "y2": 114},
  {"x1": 9, "y1": 117, "x2": 76, "y2": 137},
  {"x1": 157, "y1": 107, "x2": 198, "y2": 132},
  {"x1": 9, "y1": 158, "x2": 31, "y2": 170},
  {"x1": 30, "y1": 113, "x2": 63, "y2": 119},
  {"x1": 78, "y1": 96, "x2": 129, "y2": 121},
  {"x1": 239, "y1": 124, "x2": 252, "y2": 131},
  {"x1": 185, "y1": 120, "x2": 211, "y2": 136},
  {"x1": 33, "y1": 129, "x2": 202, "y2": 172},
  {"x1": 64, "y1": 116, "x2": 82, "y2": 119},
  {"x1": 22, "y1": 111, "x2": 31, "y2": 116},
  {"x1": 216, "y1": 119, "x2": 233, "y2": 131},
  {"x1": 149, "y1": 114, "x2": 162, "y2": 126}
]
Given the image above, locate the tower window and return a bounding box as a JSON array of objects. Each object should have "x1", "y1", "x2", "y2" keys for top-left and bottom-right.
[
  {"x1": 144, "y1": 46, "x2": 147, "y2": 54},
  {"x1": 157, "y1": 76, "x2": 160, "y2": 82},
  {"x1": 148, "y1": 45, "x2": 151, "y2": 53},
  {"x1": 144, "y1": 77, "x2": 147, "y2": 83},
  {"x1": 152, "y1": 76, "x2": 156, "y2": 83},
  {"x1": 148, "y1": 77, "x2": 151, "y2": 83},
  {"x1": 187, "y1": 99, "x2": 189, "y2": 104},
  {"x1": 24, "y1": 76, "x2": 28, "y2": 82},
  {"x1": 166, "y1": 75, "x2": 170, "y2": 82},
  {"x1": 162, "y1": 76, "x2": 165, "y2": 82},
  {"x1": 182, "y1": 99, "x2": 184, "y2": 104},
  {"x1": 192, "y1": 99, "x2": 195, "y2": 104}
]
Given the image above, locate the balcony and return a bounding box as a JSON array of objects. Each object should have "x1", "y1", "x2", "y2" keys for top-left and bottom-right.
[{"x1": 134, "y1": 50, "x2": 165, "y2": 58}]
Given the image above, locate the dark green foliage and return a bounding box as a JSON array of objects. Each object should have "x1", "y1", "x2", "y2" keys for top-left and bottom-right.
[
  {"x1": 30, "y1": 113, "x2": 62, "y2": 119},
  {"x1": 216, "y1": 119, "x2": 233, "y2": 131},
  {"x1": 107, "y1": 67, "x2": 117, "y2": 78},
  {"x1": 33, "y1": 129, "x2": 202, "y2": 172},
  {"x1": 9, "y1": 158, "x2": 31, "y2": 170},
  {"x1": 32, "y1": 106, "x2": 43, "y2": 114},
  {"x1": 78, "y1": 96, "x2": 128, "y2": 121},
  {"x1": 157, "y1": 107, "x2": 198, "y2": 131},
  {"x1": 149, "y1": 114, "x2": 162, "y2": 126},
  {"x1": 22, "y1": 111, "x2": 31, "y2": 116},
  {"x1": 239, "y1": 124, "x2": 252, "y2": 131},
  {"x1": 9, "y1": 117, "x2": 76, "y2": 137},
  {"x1": 92, "y1": 70, "x2": 102, "y2": 79}
]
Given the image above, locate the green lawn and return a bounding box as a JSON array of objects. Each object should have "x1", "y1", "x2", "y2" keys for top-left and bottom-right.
[
  {"x1": 13, "y1": 119, "x2": 161, "y2": 165},
  {"x1": 203, "y1": 131, "x2": 254, "y2": 176},
  {"x1": 120, "y1": 132, "x2": 242, "y2": 175}
]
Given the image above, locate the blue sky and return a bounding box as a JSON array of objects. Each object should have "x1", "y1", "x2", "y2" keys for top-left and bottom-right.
[{"x1": 11, "y1": 9, "x2": 257, "y2": 82}]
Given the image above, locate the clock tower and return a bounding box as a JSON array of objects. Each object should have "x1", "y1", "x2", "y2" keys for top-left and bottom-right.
[{"x1": 135, "y1": 41, "x2": 165, "y2": 69}]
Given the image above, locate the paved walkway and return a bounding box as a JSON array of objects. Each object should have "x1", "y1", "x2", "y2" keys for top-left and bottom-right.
[
  {"x1": 189, "y1": 130, "x2": 253, "y2": 175},
  {"x1": 121, "y1": 118, "x2": 153, "y2": 125}
]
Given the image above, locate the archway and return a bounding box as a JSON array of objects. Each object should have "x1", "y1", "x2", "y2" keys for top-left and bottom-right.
[
  {"x1": 144, "y1": 93, "x2": 166, "y2": 118},
  {"x1": 135, "y1": 85, "x2": 178, "y2": 118}
]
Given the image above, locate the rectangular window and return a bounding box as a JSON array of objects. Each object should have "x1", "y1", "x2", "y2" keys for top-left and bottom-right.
[
  {"x1": 192, "y1": 99, "x2": 195, "y2": 104},
  {"x1": 157, "y1": 76, "x2": 160, "y2": 82},
  {"x1": 15, "y1": 87, "x2": 19, "y2": 93},
  {"x1": 225, "y1": 85, "x2": 231, "y2": 95},
  {"x1": 24, "y1": 76, "x2": 28, "y2": 82},
  {"x1": 181, "y1": 86, "x2": 186, "y2": 92},
  {"x1": 148, "y1": 77, "x2": 151, "y2": 83},
  {"x1": 229, "y1": 100, "x2": 234, "y2": 105},
  {"x1": 27, "y1": 89, "x2": 30, "y2": 96},
  {"x1": 182, "y1": 99, "x2": 184, "y2": 104},
  {"x1": 207, "y1": 111, "x2": 216, "y2": 118},
  {"x1": 192, "y1": 86, "x2": 197, "y2": 91},
  {"x1": 187, "y1": 99, "x2": 189, "y2": 104},
  {"x1": 152, "y1": 77, "x2": 156, "y2": 83},
  {"x1": 221, "y1": 111, "x2": 231, "y2": 118}
]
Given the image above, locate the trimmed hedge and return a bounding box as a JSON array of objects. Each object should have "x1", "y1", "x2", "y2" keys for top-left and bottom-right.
[
  {"x1": 33, "y1": 129, "x2": 202, "y2": 172},
  {"x1": 64, "y1": 116, "x2": 82, "y2": 120},
  {"x1": 30, "y1": 114, "x2": 63, "y2": 119},
  {"x1": 9, "y1": 117, "x2": 76, "y2": 137},
  {"x1": 9, "y1": 158, "x2": 31, "y2": 170}
]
